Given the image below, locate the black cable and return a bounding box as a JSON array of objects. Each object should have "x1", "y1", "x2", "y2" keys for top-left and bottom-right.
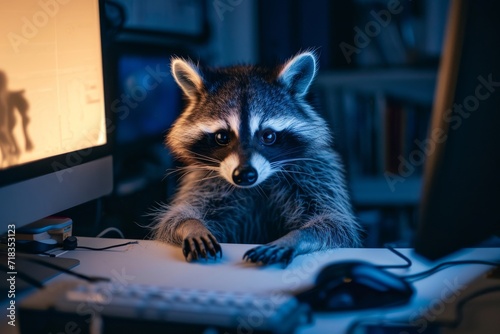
[
  {"x1": 376, "y1": 244, "x2": 413, "y2": 269},
  {"x1": 62, "y1": 236, "x2": 138, "y2": 251},
  {"x1": 346, "y1": 285, "x2": 500, "y2": 333},
  {"x1": 76, "y1": 240, "x2": 138, "y2": 251},
  {"x1": 378, "y1": 243, "x2": 499, "y2": 280},
  {"x1": 402, "y1": 260, "x2": 500, "y2": 281}
]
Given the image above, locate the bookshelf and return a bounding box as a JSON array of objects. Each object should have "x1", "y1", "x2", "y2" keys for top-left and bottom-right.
[{"x1": 313, "y1": 69, "x2": 437, "y2": 245}]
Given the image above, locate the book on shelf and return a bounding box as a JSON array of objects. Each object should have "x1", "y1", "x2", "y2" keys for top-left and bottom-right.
[{"x1": 335, "y1": 91, "x2": 431, "y2": 179}]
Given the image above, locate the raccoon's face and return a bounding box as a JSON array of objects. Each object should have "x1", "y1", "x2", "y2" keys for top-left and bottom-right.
[{"x1": 167, "y1": 52, "x2": 330, "y2": 188}]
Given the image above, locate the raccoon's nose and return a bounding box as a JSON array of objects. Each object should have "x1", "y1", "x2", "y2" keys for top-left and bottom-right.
[{"x1": 232, "y1": 165, "x2": 258, "y2": 186}]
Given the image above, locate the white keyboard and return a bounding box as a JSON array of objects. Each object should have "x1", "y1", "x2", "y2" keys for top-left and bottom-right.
[{"x1": 20, "y1": 280, "x2": 311, "y2": 334}]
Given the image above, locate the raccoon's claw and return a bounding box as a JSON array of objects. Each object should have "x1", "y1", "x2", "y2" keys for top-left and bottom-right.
[
  {"x1": 243, "y1": 245, "x2": 296, "y2": 267},
  {"x1": 182, "y1": 234, "x2": 222, "y2": 262}
]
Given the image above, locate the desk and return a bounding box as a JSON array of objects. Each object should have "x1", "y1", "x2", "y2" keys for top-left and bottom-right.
[{"x1": 2, "y1": 237, "x2": 500, "y2": 334}]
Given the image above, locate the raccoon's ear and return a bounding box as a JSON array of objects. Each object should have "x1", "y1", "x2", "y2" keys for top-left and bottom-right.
[
  {"x1": 278, "y1": 52, "x2": 317, "y2": 97},
  {"x1": 171, "y1": 58, "x2": 204, "y2": 99}
]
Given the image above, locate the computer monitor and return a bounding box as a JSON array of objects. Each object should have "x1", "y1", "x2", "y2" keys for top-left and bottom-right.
[
  {"x1": 0, "y1": 0, "x2": 112, "y2": 234},
  {"x1": 415, "y1": 0, "x2": 500, "y2": 259}
]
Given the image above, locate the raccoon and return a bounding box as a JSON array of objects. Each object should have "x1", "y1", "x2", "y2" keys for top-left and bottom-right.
[{"x1": 152, "y1": 52, "x2": 362, "y2": 266}]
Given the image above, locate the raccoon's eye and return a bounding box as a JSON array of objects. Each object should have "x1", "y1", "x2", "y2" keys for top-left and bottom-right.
[
  {"x1": 261, "y1": 129, "x2": 277, "y2": 145},
  {"x1": 215, "y1": 130, "x2": 230, "y2": 146}
]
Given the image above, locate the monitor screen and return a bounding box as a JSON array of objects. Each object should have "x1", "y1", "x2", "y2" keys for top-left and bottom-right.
[
  {"x1": 0, "y1": 0, "x2": 106, "y2": 170},
  {"x1": 0, "y1": 0, "x2": 112, "y2": 232}
]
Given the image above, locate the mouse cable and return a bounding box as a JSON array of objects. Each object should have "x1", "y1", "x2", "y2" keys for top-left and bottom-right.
[
  {"x1": 76, "y1": 240, "x2": 138, "y2": 251},
  {"x1": 375, "y1": 244, "x2": 412, "y2": 269},
  {"x1": 345, "y1": 285, "x2": 500, "y2": 334},
  {"x1": 23, "y1": 257, "x2": 110, "y2": 283},
  {"x1": 401, "y1": 259, "x2": 500, "y2": 281}
]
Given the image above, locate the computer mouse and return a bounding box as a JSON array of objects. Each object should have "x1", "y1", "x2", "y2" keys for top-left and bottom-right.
[{"x1": 295, "y1": 260, "x2": 414, "y2": 311}]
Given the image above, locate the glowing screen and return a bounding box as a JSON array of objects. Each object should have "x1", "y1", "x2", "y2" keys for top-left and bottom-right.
[{"x1": 0, "y1": 0, "x2": 106, "y2": 169}]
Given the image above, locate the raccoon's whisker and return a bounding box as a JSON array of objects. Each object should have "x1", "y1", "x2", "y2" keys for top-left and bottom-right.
[
  {"x1": 169, "y1": 166, "x2": 196, "y2": 174},
  {"x1": 164, "y1": 170, "x2": 177, "y2": 179},
  {"x1": 271, "y1": 162, "x2": 315, "y2": 171},
  {"x1": 185, "y1": 150, "x2": 222, "y2": 164},
  {"x1": 161, "y1": 174, "x2": 170, "y2": 183},
  {"x1": 184, "y1": 149, "x2": 211, "y2": 158},
  {"x1": 184, "y1": 169, "x2": 223, "y2": 183},
  {"x1": 271, "y1": 160, "x2": 332, "y2": 174},
  {"x1": 271, "y1": 164, "x2": 305, "y2": 174},
  {"x1": 165, "y1": 166, "x2": 192, "y2": 177},
  {"x1": 274, "y1": 165, "x2": 312, "y2": 178},
  {"x1": 162, "y1": 167, "x2": 191, "y2": 182},
  {"x1": 271, "y1": 157, "x2": 329, "y2": 166},
  {"x1": 190, "y1": 165, "x2": 220, "y2": 173},
  {"x1": 221, "y1": 183, "x2": 236, "y2": 198},
  {"x1": 254, "y1": 184, "x2": 268, "y2": 200},
  {"x1": 178, "y1": 165, "x2": 220, "y2": 174},
  {"x1": 276, "y1": 169, "x2": 293, "y2": 188},
  {"x1": 197, "y1": 174, "x2": 221, "y2": 183},
  {"x1": 201, "y1": 171, "x2": 220, "y2": 180},
  {"x1": 279, "y1": 169, "x2": 311, "y2": 176},
  {"x1": 268, "y1": 147, "x2": 306, "y2": 161},
  {"x1": 166, "y1": 165, "x2": 220, "y2": 184},
  {"x1": 272, "y1": 163, "x2": 304, "y2": 171},
  {"x1": 273, "y1": 147, "x2": 324, "y2": 162},
  {"x1": 176, "y1": 170, "x2": 195, "y2": 182}
]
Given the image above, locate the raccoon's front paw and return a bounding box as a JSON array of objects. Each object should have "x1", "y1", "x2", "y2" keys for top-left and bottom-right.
[
  {"x1": 182, "y1": 233, "x2": 222, "y2": 262},
  {"x1": 243, "y1": 245, "x2": 296, "y2": 267}
]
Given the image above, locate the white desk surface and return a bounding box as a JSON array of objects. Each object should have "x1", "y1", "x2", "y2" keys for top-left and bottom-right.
[{"x1": 2, "y1": 237, "x2": 500, "y2": 334}]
